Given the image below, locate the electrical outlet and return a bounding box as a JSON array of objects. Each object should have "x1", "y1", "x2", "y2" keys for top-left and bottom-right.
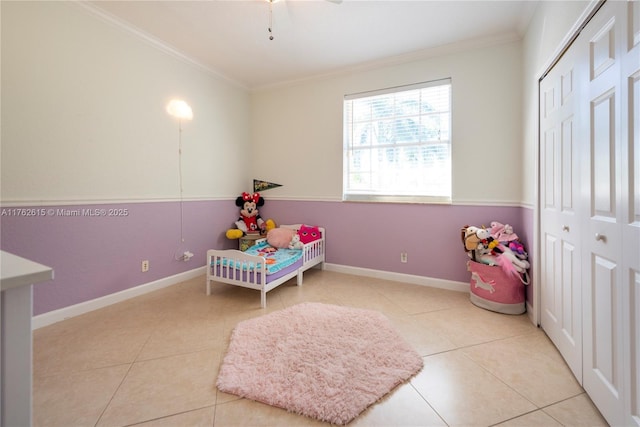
[
  {"x1": 141, "y1": 260, "x2": 149, "y2": 272},
  {"x1": 400, "y1": 252, "x2": 408, "y2": 263}
]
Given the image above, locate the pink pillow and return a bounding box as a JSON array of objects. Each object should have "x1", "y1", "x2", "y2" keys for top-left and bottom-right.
[
  {"x1": 266, "y1": 228, "x2": 296, "y2": 249},
  {"x1": 298, "y1": 225, "x2": 321, "y2": 244}
]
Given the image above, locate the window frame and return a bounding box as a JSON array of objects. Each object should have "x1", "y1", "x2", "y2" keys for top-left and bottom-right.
[{"x1": 342, "y1": 78, "x2": 452, "y2": 204}]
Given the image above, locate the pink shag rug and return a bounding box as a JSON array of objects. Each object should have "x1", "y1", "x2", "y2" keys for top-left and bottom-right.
[{"x1": 216, "y1": 302, "x2": 423, "y2": 425}]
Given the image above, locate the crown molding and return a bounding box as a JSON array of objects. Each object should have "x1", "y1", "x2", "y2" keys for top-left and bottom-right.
[
  {"x1": 73, "y1": 1, "x2": 247, "y2": 91},
  {"x1": 253, "y1": 32, "x2": 522, "y2": 92}
]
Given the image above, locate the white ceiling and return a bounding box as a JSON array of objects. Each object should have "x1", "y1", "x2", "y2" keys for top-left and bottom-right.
[{"x1": 87, "y1": 0, "x2": 538, "y2": 90}]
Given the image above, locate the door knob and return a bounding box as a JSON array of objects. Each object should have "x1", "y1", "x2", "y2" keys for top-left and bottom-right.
[
  {"x1": 595, "y1": 233, "x2": 606, "y2": 242},
  {"x1": 562, "y1": 225, "x2": 570, "y2": 232}
]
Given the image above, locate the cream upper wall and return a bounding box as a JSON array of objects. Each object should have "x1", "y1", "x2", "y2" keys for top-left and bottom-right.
[
  {"x1": 1, "y1": 1, "x2": 250, "y2": 204},
  {"x1": 251, "y1": 0, "x2": 597, "y2": 207},
  {"x1": 2, "y1": 1, "x2": 596, "y2": 207},
  {"x1": 250, "y1": 38, "x2": 523, "y2": 205},
  {"x1": 521, "y1": 0, "x2": 596, "y2": 206}
]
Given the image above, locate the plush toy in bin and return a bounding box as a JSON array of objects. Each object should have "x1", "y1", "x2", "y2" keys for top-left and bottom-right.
[
  {"x1": 461, "y1": 224, "x2": 530, "y2": 280},
  {"x1": 226, "y1": 192, "x2": 275, "y2": 239},
  {"x1": 461, "y1": 222, "x2": 529, "y2": 315}
]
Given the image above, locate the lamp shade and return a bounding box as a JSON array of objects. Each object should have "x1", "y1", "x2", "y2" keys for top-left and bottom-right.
[{"x1": 166, "y1": 99, "x2": 193, "y2": 120}]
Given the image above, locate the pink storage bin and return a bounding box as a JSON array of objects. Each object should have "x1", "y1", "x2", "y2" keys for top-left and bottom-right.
[{"x1": 467, "y1": 260, "x2": 525, "y2": 315}]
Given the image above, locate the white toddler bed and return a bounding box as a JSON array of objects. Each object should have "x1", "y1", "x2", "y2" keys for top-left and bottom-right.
[{"x1": 206, "y1": 224, "x2": 325, "y2": 308}]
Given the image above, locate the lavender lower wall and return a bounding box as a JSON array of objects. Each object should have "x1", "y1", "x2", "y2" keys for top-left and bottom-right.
[
  {"x1": 1, "y1": 200, "x2": 237, "y2": 315},
  {"x1": 262, "y1": 200, "x2": 533, "y2": 285},
  {"x1": 1, "y1": 199, "x2": 534, "y2": 316}
]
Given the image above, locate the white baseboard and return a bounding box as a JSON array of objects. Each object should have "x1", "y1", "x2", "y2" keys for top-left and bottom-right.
[
  {"x1": 32, "y1": 266, "x2": 206, "y2": 329},
  {"x1": 323, "y1": 263, "x2": 470, "y2": 293},
  {"x1": 323, "y1": 264, "x2": 539, "y2": 326},
  {"x1": 33, "y1": 264, "x2": 509, "y2": 330}
]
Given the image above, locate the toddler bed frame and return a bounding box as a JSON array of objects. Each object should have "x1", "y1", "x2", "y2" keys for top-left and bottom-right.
[{"x1": 206, "y1": 224, "x2": 325, "y2": 308}]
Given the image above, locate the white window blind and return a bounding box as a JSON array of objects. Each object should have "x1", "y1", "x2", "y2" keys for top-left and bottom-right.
[{"x1": 343, "y1": 78, "x2": 452, "y2": 203}]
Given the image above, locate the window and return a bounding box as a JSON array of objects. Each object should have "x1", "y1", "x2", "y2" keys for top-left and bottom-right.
[{"x1": 343, "y1": 78, "x2": 452, "y2": 203}]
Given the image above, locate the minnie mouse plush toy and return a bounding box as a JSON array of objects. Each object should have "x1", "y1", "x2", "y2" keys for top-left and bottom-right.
[{"x1": 226, "y1": 192, "x2": 274, "y2": 239}]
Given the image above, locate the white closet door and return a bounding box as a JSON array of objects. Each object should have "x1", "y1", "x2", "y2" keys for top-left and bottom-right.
[
  {"x1": 539, "y1": 35, "x2": 584, "y2": 382},
  {"x1": 539, "y1": 2, "x2": 639, "y2": 425},
  {"x1": 621, "y1": 1, "x2": 640, "y2": 425},
  {"x1": 581, "y1": 2, "x2": 626, "y2": 425}
]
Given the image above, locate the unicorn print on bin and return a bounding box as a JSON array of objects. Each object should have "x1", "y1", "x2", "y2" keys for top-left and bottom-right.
[{"x1": 470, "y1": 272, "x2": 496, "y2": 294}]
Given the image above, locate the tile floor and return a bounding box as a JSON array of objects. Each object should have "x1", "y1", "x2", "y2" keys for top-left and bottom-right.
[{"x1": 33, "y1": 269, "x2": 609, "y2": 427}]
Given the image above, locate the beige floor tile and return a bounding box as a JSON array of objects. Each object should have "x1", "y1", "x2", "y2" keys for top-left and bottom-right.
[
  {"x1": 389, "y1": 314, "x2": 458, "y2": 357},
  {"x1": 215, "y1": 296, "x2": 293, "y2": 340},
  {"x1": 32, "y1": 270, "x2": 610, "y2": 427},
  {"x1": 377, "y1": 283, "x2": 470, "y2": 315},
  {"x1": 543, "y1": 394, "x2": 609, "y2": 426},
  {"x1": 411, "y1": 351, "x2": 537, "y2": 426},
  {"x1": 33, "y1": 364, "x2": 129, "y2": 427},
  {"x1": 276, "y1": 280, "x2": 339, "y2": 307},
  {"x1": 131, "y1": 406, "x2": 215, "y2": 426},
  {"x1": 350, "y1": 382, "x2": 447, "y2": 427},
  {"x1": 206, "y1": 281, "x2": 288, "y2": 311},
  {"x1": 332, "y1": 289, "x2": 408, "y2": 317},
  {"x1": 155, "y1": 294, "x2": 225, "y2": 322},
  {"x1": 136, "y1": 315, "x2": 226, "y2": 361},
  {"x1": 215, "y1": 388, "x2": 243, "y2": 406},
  {"x1": 463, "y1": 330, "x2": 583, "y2": 407},
  {"x1": 97, "y1": 350, "x2": 219, "y2": 427},
  {"x1": 32, "y1": 299, "x2": 163, "y2": 343},
  {"x1": 411, "y1": 304, "x2": 536, "y2": 348},
  {"x1": 319, "y1": 276, "x2": 379, "y2": 294},
  {"x1": 317, "y1": 280, "x2": 409, "y2": 316},
  {"x1": 495, "y1": 410, "x2": 563, "y2": 426},
  {"x1": 213, "y1": 398, "x2": 328, "y2": 426},
  {"x1": 33, "y1": 324, "x2": 153, "y2": 377}
]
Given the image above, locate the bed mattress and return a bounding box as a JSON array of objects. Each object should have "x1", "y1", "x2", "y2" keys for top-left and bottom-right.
[{"x1": 211, "y1": 241, "x2": 304, "y2": 283}]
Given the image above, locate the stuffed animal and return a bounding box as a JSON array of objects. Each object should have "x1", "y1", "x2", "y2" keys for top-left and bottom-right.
[
  {"x1": 462, "y1": 224, "x2": 530, "y2": 278},
  {"x1": 490, "y1": 221, "x2": 529, "y2": 260},
  {"x1": 288, "y1": 233, "x2": 303, "y2": 249},
  {"x1": 266, "y1": 227, "x2": 296, "y2": 248},
  {"x1": 266, "y1": 227, "x2": 306, "y2": 250},
  {"x1": 297, "y1": 224, "x2": 322, "y2": 244},
  {"x1": 489, "y1": 221, "x2": 519, "y2": 243},
  {"x1": 226, "y1": 192, "x2": 275, "y2": 239},
  {"x1": 495, "y1": 246, "x2": 530, "y2": 275},
  {"x1": 461, "y1": 225, "x2": 491, "y2": 253},
  {"x1": 509, "y1": 241, "x2": 528, "y2": 259}
]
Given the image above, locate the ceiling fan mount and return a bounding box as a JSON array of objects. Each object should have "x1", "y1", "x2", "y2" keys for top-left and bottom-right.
[{"x1": 265, "y1": 0, "x2": 342, "y2": 41}]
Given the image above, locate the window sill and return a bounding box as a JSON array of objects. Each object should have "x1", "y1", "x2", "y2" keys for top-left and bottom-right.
[{"x1": 342, "y1": 194, "x2": 452, "y2": 204}]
